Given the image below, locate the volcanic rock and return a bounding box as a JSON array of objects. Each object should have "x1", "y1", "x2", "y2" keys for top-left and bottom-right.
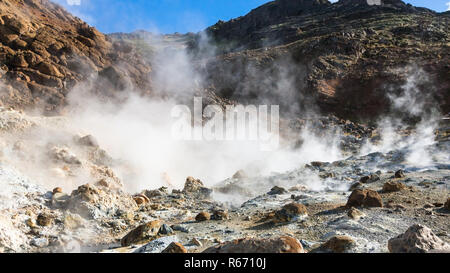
[
  {"x1": 388, "y1": 225, "x2": 450, "y2": 253},
  {"x1": 312, "y1": 235, "x2": 356, "y2": 253},
  {"x1": 203, "y1": 236, "x2": 305, "y2": 253},
  {"x1": 346, "y1": 189, "x2": 383, "y2": 208},
  {"x1": 395, "y1": 170, "x2": 406, "y2": 178},
  {"x1": 274, "y1": 203, "x2": 308, "y2": 223},
  {"x1": 383, "y1": 181, "x2": 407, "y2": 193},
  {"x1": 195, "y1": 212, "x2": 211, "y2": 222},
  {"x1": 162, "y1": 242, "x2": 188, "y2": 253},
  {"x1": 268, "y1": 186, "x2": 287, "y2": 195},
  {"x1": 183, "y1": 177, "x2": 212, "y2": 198},
  {"x1": 121, "y1": 220, "x2": 162, "y2": 247}
]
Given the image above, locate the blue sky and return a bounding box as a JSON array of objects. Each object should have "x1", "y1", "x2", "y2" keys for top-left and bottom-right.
[{"x1": 52, "y1": 0, "x2": 450, "y2": 34}]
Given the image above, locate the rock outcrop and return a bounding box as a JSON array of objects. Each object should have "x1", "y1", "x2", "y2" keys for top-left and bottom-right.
[{"x1": 0, "y1": 0, "x2": 152, "y2": 113}]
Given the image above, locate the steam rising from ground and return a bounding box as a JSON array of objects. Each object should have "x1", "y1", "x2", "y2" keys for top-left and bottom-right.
[{"x1": 0, "y1": 35, "x2": 445, "y2": 198}]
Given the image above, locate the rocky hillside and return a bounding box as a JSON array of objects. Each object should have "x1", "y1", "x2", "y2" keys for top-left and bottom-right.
[
  {"x1": 200, "y1": 0, "x2": 449, "y2": 120},
  {"x1": 0, "y1": 0, "x2": 152, "y2": 114}
]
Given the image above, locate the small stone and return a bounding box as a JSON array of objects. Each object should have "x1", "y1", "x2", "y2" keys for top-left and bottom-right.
[
  {"x1": 268, "y1": 186, "x2": 287, "y2": 195},
  {"x1": 444, "y1": 198, "x2": 450, "y2": 211},
  {"x1": 395, "y1": 169, "x2": 405, "y2": 178},
  {"x1": 274, "y1": 203, "x2": 308, "y2": 223},
  {"x1": 158, "y1": 224, "x2": 173, "y2": 235},
  {"x1": 121, "y1": 220, "x2": 161, "y2": 247},
  {"x1": 360, "y1": 174, "x2": 380, "y2": 184},
  {"x1": 53, "y1": 187, "x2": 63, "y2": 194},
  {"x1": 195, "y1": 212, "x2": 211, "y2": 222},
  {"x1": 162, "y1": 242, "x2": 188, "y2": 253},
  {"x1": 347, "y1": 207, "x2": 365, "y2": 220},
  {"x1": 36, "y1": 213, "x2": 53, "y2": 227},
  {"x1": 314, "y1": 236, "x2": 356, "y2": 253},
  {"x1": 134, "y1": 196, "x2": 146, "y2": 205},
  {"x1": 211, "y1": 209, "x2": 229, "y2": 220},
  {"x1": 26, "y1": 218, "x2": 37, "y2": 228},
  {"x1": 382, "y1": 181, "x2": 407, "y2": 193},
  {"x1": 191, "y1": 238, "x2": 203, "y2": 247}
]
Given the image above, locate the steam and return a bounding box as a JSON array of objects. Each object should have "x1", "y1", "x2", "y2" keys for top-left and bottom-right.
[{"x1": 360, "y1": 66, "x2": 443, "y2": 169}]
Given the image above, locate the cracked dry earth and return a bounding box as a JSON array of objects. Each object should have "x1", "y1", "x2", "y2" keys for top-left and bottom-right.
[{"x1": 0, "y1": 107, "x2": 448, "y2": 253}]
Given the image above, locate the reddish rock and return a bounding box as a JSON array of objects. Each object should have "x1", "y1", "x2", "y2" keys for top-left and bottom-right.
[
  {"x1": 314, "y1": 236, "x2": 356, "y2": 253},
  {"x1": 203, "y1": 236, "x2": 305, "y2": 253},
  {"x1": 162, "y1": 242, "x2": 188, "y2": 253},
  {"x1": 382, "y1": 181, "x2": 407, "y2": 193},
  {"x1": 121, "y1": 220, "x2": 161, "y2": 247},
  {"x1": 195, "y1": 212, "x2": 211, "y2": 222},
  {"x1": 274, "y1": 203, "x2": 308, "y2": 223},
  {"x1": 346, "y1": 189, "x2": 383, "y2": 208}
]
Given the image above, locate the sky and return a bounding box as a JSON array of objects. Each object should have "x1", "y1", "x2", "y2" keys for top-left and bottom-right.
[{"x1": 52, "y1": 0, "x2": 450, "y2": 34}]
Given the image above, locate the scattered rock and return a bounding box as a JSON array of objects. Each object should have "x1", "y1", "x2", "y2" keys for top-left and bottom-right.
[
  {"x1": 388, "y1": 225, "x2": 450, "y2": 253},
  {"x1": 211, "y1": 209, "x2": 229, "y2": 220},
  {"x1": 162, "y1": 242, "x2": 188, "y2": 253},
  {"x1": 121, "y1": 220, "x2": 162, "y2": 247},
  {"x1": 36, "y1": 213, "x2": 53, "y2": 227},
  {"x1": 274, "y1": 203, "x2": 307, "y2": 223},
  {"x1": 382, "y1": 181, "x2": 407, "y2": 193},
  {"x1": 312, "y1": 235, "x2": 356, "y2": 253},
  {"x1": 203, "y1": 236, "x2": 305, "y2": 253},
  {"x1": 195, "y1": 212, "x2": 211, "y2": 222},
  {"x1": 347, "y1": 207, "x2": 365, "y2": 220},
  {"x1": 52, "y1": 187, "x2": 62, "y2": 194},
  {"x1": 444, "y1": 198, "x2": 450, "y2": 211},
  {"x1": 158, "y1": 224, "x2": 173, "y2": 235},
  {"x1": 346, "y1": 189, "x2": 383, "y2": 208},
  {"x1": 268, "y1": 186, "x2": 287, "y2": 195},
  {"x1": 395, "y1": 169, "x2": 406, "y2": 179},
  {"x1": 360, "y1": 174, "x2": 380, "y2": 184},
  {"x1": 183, "y1": 177, "x2": 212, "y2": 198}
]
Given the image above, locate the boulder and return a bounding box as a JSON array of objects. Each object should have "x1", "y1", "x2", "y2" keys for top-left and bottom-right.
[
  {"x1": 360, "y1": 174, "x2": 380, "y2": 184},
  {"x1": 346, "y1": 189, "x2": 383, "y2": 208},
  {"x1": 182, "y1": 177, "x2": 212, "y2": 198},
  {"x1": 162, "y1": 242, "x2": 188, "y2": 253},
  {"x1": 121, "y1": 220, "x2": 161, "y2": 247},
  {"x1": 203, "y1": 236, "x2": 305, "y2": 253},
  {"x1": 195, "y1": 212, "x2": 211, "y2": 222},
  {"x1": 382, "y1": 181, "x2": 407, "y2": 193},
  {"x1": 394, "y1": 169, "x2": 405, "y2": 178},
  {"x1": 347, "y1": 207, "x2": 365, "y2": 220},
  {"x1": 268, "y1": 186, "x2": 287, "y2": 195},
  {"x1": 312, "y1": 235, "x2": 356, "y2": 253},
  {"x1": 445, "y1": 198, "x2": 450, "y2": 211},
  {"x1": 211, "y1": 209, "x2": 229, "y2": 220},
  {"x1": 274, "y1": 203, "x2": 308, "y2": 223},
  {"x1": 388, "y1": 225, "x2": 450, "y2": 253}
]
